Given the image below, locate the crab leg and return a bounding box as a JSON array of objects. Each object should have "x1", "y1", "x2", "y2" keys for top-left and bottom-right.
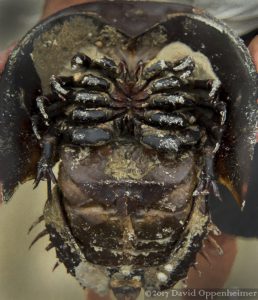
[
  {"x1": 31, "y1": 114, "x2": 43, "y2": 140},
  {"x1": 34, "y1": 133, "x2": 58, "y2": 191},
  {"x1": 134, "y1": 122, "x2": 201, "y2": 152},
  {"x1": 36, "y1": 96, "x2": 50, "y2": 126},
  {"x1": 50, "y1": 75, "x2": 73, "y2": 99},
  {"x1": 62, "y1": 121, "x2": 114, "y2": 147},
  {"x1": 71, "y1": 53, "x2": 119, "y2": 78},
  {"x1": 134, "y1": 109, "x2": 188, "y2": 129},
  {"x1": 142, "y1": 56, "x2": 195, "y2": 81},
  {"x1": 69, "y1": 107, "x2": 125, "y2": 125}
]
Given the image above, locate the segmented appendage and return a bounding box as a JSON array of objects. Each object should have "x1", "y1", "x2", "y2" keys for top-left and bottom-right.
[
  {"x1": 33, "y1": 53, "x2": 225, "y2": 150},
  {"x1": 31, "y1": 53, "x2": 226, "y2": 200},
  {"x1": 30, "y1": 53, "x2": 227, "y2": 293}
]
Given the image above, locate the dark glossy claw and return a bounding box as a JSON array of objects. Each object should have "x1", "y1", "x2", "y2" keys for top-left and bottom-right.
[
  {"x1": 172, "y1": 56, "x2": 195, "y2": 75},
  {"x1": 141, "y1": 130, "x2": 201, "y2": 151},
  {"x1": 69, "y1": 91, "x2": 112, "y2": 107},
  {"x1": 147, "y1": 93, "x2": 194, "y2": 109},
  {"x1": 137, "y1": 90, "x2": 217, "y2": 110},
  {"x1": 147, "y1": 112, "x2": 186, "y2": 128},
  {"x1": 31, "y1": 115, "x2": 43, "y2": 140},
  {"x1": 143, "y1": 60, "x2": 170, "y2": 80},
  {"x1": 34, "y1": 135, "x2": 57, "y2": 188},
  {"x1": 135, "y1": 120, "x2": 201, "y2": 152},
  {"x1": 72, "y1": 54, "x2": 119, "y2": 78},
  {"x1": 50, "y1": 75, "x2": 73, "y2": 98},
  {"x1": 93, "y1": 56, "x2": 119, "y2": 77},
  {"x1": 68, "y1": 127, "x2": 113, "y2": 146},
  {"x1": 79, "y1": 74, "x2": 110, "y2": 91},
  {"x1": 70, "y1": 107, "x2": 125, "y2": 124},
  {"x1": 143, "y1": 56, "x2": 195, "y2": 81},
  {"x1": 151, "y1": 76, "x2": 181, "y2": 93},
  {"x1": 36, "y1": 96, "x2": 50, "y2": 126},
  {"x1": 71, "y1": 53, "x2": 92, "y2": 70},
  {"x1": 34, "y1": 158, "x2": 57, "y2": 188},
  {"x1": 141, "y1": 135, "x2": 181, "y2": 152},
  {"x1": 135, "y1": 110, "x2": 187, "y2": 129}
]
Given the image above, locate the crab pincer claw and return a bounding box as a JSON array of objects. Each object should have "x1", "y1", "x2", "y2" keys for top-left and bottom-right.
[{"x1": 33, "y1": 158, "x2": 57, "y2": 189}]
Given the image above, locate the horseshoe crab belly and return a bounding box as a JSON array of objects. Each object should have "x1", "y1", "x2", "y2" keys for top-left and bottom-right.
[
  {"x1": 64, "y1": 195, "x2": 192, "y2": 267},
  {"x1": 60, "y1": 145, "x2": 199, "y2": 267}
]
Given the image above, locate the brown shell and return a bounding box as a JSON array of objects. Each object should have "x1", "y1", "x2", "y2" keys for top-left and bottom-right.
[{"x1": 0, "y1": 1, "x2": 256, "y2": 206}]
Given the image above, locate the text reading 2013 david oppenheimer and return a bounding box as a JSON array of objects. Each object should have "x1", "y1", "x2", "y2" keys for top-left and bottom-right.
[{"x1": 144, "y1": 288, "x2": 258, "y2": 299}]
